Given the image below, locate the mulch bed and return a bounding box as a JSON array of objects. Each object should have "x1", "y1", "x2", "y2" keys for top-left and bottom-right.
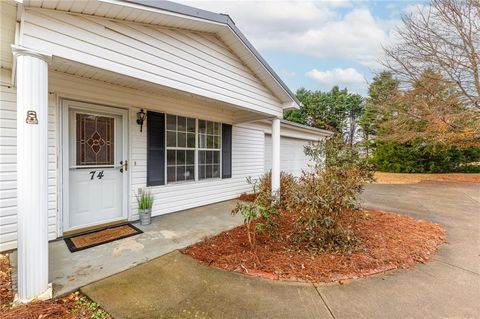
[
  {"x1": 183, "y1": 209, "x2": 446, "y2": 283},
  {"x1": 0, "y1": 253, "x2": 12, "y2": 307},
  {"x1": 0, "y1": 292, "x2": 112, "y2": 319},
  {"x1": 0, "y1": 253, "x2": 111, "y2": 319},
  {"x1": 238, "y1": 193, "x2": 257, "y2": 202}
]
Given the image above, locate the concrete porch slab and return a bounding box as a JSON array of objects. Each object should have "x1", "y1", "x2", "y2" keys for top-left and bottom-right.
[{"x1": 45, "y1": 200, "x2": 242, "y2": 296}]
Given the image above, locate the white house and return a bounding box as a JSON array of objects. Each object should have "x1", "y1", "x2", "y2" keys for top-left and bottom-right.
[{"x1": 0, "y1": 0, "x2": 331, "y2": 302}]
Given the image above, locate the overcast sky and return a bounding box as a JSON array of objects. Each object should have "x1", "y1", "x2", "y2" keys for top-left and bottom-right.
[{"x1": 178, "y1": 0, "x2": 424, "y2": 96}]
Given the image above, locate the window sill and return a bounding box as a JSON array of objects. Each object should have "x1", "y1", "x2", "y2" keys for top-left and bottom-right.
[{"x1": 150, "y1": 177, "x2": 224, "y2": 188}]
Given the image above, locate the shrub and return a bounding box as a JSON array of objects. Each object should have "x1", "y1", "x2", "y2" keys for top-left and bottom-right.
[
  {"x1": 232, "y1": 172, "x2": 297, "y2": 251},
  {"x1": 291, "y1": 135, "x2": 375, "y2": 252},
  {"x1": 255, "y1": 171, "x2": 298, "y2": 210},
  {"x1": 371, "y1": 140, "x2": 480, "y2": 173},
  {"x1": 232, "y1": 176, "x2": 279, "y2": 251}
]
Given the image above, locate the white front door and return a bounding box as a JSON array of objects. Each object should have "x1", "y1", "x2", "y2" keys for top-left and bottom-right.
[{"x1": 62, "y1": 100, "x2": 128, "y2": 233}]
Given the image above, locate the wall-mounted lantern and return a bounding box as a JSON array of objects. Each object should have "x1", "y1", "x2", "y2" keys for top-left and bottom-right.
[{"x1": 136, "y1": 109, "x2": 146, "y2": 132}]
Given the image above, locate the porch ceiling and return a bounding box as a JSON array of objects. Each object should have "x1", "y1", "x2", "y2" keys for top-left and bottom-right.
[{"x1": 49, "y1": 57, "x2": 272, "y2": 123}]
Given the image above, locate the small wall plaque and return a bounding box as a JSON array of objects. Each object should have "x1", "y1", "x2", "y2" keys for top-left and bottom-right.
[{"x1": 26, "y1": 111, "x2": 38, "y2": 124}]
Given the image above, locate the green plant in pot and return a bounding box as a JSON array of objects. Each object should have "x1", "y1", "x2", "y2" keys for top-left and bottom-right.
[{"x1": 136, "y1": 189, "x2": 154, "y2": 226}]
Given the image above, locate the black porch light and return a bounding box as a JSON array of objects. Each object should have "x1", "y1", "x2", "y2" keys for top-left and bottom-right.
[{"x1": 136, "y1": 109, "x2": 146, "y2": 132}]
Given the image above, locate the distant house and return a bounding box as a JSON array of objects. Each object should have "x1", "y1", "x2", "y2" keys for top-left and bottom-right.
[{"x1": 0, "y1": 0, "x2": 330, "y2": 301}]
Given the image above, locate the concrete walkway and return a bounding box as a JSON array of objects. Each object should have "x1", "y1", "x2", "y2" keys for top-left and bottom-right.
[
  {"x1": 82, "y1": 182, "x2": 480, "y2": 318},
  {"x1": 48, "y1": 200, "x2": 243, "y2": 296}
]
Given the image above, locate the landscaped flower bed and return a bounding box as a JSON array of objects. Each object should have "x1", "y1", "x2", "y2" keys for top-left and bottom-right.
[{"x1": 183, "y1": 209, "x2": 445, "y2": 282}]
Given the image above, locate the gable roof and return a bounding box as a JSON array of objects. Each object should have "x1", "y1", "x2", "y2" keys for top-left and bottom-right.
[
  {"x1": 19, "y1": 0, "x2": 299, "y2": 109},
  {"x1": 126, "y1": 0, "x2": 300, "y2": 108}
]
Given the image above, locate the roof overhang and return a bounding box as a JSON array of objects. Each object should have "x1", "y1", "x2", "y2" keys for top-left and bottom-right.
[{"x1": 19, "y1": 0, "x2": 300, "y2": 109}]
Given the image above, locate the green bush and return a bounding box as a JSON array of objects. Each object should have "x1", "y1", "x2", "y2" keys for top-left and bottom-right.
[
  {"x1": 232, "y1": 172, "x2": 298, "y2": 251},
  {"x1": 291, "y1": 135, "x2": 375, "y2": 252},
  {"x1": 371, "y1": 140, "x2": 480, "y2": 173},
  {"x1": 232, "y1": 173, "x2": 280, "y2": 251}
]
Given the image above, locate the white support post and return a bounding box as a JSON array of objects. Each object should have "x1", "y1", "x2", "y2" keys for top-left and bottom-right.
[
  {"x1": 271, "y1": 118, "x2": 281, "y2": 198},
  {"x1": 13, "y1": 46, "x2": 52, "y2": 302}
]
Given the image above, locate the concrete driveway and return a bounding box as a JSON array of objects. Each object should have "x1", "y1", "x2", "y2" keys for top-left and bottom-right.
[{"x1": 82, "y1": 182, "x2": 480, "y2": 319}]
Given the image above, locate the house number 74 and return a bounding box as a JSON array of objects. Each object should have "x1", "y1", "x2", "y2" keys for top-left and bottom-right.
[{"x1": 89, "y1": 170, "x2": 105, "y2": 180}]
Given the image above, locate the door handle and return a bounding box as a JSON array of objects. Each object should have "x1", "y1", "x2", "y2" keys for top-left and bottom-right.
[{"x1": 120, "y1": 160, "x2": 128, "y2": 173}]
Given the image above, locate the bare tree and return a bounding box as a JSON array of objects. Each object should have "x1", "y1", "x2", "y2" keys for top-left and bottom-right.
[{"x1": 383, "y1": 0, "x2": 480, "y2": 109}]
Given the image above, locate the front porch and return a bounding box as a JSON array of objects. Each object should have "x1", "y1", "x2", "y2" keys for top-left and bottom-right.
[{"x1": 11, "y1": 200, "x2": 243, "y2": 297}]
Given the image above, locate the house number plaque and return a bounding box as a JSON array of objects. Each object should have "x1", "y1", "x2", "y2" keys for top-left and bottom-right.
[{"x1": 89, "y1": 170, "x2": 105, "y2": 180}]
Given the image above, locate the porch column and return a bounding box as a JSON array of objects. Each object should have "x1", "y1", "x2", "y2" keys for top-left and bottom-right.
[
  {"x1": 271, "y1": 118, "x2": 281, "y2": 198},
  {"x1": 13, "y1": 46, "x2": 52, "y2": 302}
]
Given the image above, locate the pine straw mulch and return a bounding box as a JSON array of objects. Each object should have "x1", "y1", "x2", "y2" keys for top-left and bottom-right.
[
  {"x1": 0, "y1": 253, "x2": 13, "y2": 307},
  {"x1": 238, "y1": 193, "x2": 258, "y2": 202},
  {"x1": 374, "y1": 172, "x2": 480, "y2": 184},
  {"x1": 182, "y1": 210, "x2": 446, "y2": 283},
  {"x1": 0, "y1": 253, "x2": 111, "y2": 319},
  {"x1": 0, "y1": 291, "x2": 112, "y2": 319}
]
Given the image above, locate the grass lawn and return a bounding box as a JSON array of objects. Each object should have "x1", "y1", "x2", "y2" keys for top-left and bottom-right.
[{"x1": 374, "y1": 172, "x2": 480, "y2": 184}]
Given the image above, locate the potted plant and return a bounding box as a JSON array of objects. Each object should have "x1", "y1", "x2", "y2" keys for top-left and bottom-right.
[{"x1": 136, "y1": 189, "x2": 154, "y2": 226}]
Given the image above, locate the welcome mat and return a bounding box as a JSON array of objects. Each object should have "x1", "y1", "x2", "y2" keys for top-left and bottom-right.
[{"x1": 64, "y1": 223, "x2": 143, "y2": 252}]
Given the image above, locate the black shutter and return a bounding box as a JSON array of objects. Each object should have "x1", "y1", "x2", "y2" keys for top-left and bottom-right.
[
  {"x1": 147, "y1": 111, "x2": 165, "y2": 186},
  {"x1": 222, "y1": 124, "x2": 232, "y2": 178}
]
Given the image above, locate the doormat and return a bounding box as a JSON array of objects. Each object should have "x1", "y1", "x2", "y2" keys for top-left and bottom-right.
[{"x1": 64, "y1": 223, "x2": 143, "y2": 252}]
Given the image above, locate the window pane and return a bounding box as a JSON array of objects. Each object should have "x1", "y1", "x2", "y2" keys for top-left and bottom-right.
[
  {"x1": 177, "y1": 132, "x2": 186, "y2": 148},
  {"x1": 177, "y1": 166, "x2": 186, "y2": 181},
  {"x1": 213, "y1": 122, "x2": 220, "y2": 135},
  {"x1": 199, "y1": 150, "x2": 206, "y2": 165},
  {"x1": 176, "y1": 150, "x2": 185, "y2": 165},
  {"x1": 207, "y1": 121, "x2": 213, "y2": 134},
  {"x1": 199, "y1": 165, "x2": 206, "y2": 179},
  {"x1": 177, "y1": 116, "x2": 186, "y2": 132},
  {"x1": 167, "y1": 150, "x2": 176, "y2": 166},
  {"x1": 213, "y1": 151, "x2": 220, "y2": 164},
  {"x1": 186, "y1": 150, "x2": 195, "y2": 165},
  {"x1": 213, "y1": 135, "x2": 220, "y2": 149},
  {"x1": 186, "y1": 166, "x2": 195, "y2": 180},
  {"x1": 187, "y1": 133, "x2": 195, "y2": 148},
  {"x1": 187, "y1": 118, "x2": 196, "y2": 133},
  {"x1": 206, "y1": 151, "x2": 213, "y2": 164},
  {"x1": 199, "y1": 134, "x2": 207, "y2": 148},
  {"x1": 199, "y1": 120, "x2": 206, "y2": 134},
  {"x1": 167, "y1": 115, "x2": 176, "y2": 131},
  {"x1": 167, "y1": 167, "x2": 176, "y2": 182},
  {"x1": 212, "y1": 164, "x2": 220, "y2": 178},
  {"x1": 207, "y1": 135, "x2": 213, "y2": 148},
  {"x1": 206, "y1": 165, "x2": 213, "y2": 178},
  {"x1": 167, "y1": 131, "x2": 176, "y2": 147}
]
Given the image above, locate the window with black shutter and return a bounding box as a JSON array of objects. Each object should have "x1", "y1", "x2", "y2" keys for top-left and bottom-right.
[{"x1": 146, "y1": 112, "x2": 232, "y2": 185}]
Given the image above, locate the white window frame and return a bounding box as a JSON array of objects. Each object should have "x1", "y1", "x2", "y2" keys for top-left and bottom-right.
[
  {"x1": 197, "y1": 119, "x2": 222, "y2": 181},
  {"x1": 164, "y1": 114, "x2": 222, "y2": 184}
]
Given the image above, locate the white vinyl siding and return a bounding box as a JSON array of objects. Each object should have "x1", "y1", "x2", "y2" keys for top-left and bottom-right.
[
  {"x1": 264, "y1": 135, "x2": 313, "y2": 177},
  {"x1": 0, "y1": 83, "x2": 17, "y2": 251},
  {"x1": 0, "y1": 80, "x2": 58, "y2": 251},
  {"x1": 130, "y1": 122, "x2": 264, "y2": 221},
  {"x1": 0, "y1": 71, "x2": 269, "y2": 251},
  {"x1": 20, "y1": 8, "x2": 283, "y2": 117}
]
